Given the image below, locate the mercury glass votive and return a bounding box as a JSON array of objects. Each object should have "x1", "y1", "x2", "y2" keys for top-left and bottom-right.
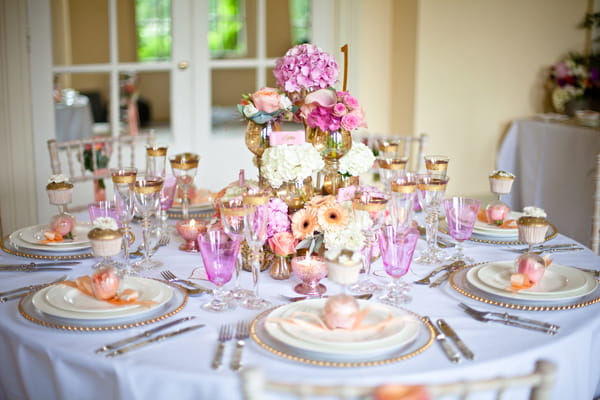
[
  {"x1": 291, "y1": 255, "x2": 327, "y2": 296},
  {"x1": 175, "y1": 218, "x2": 208, "y2": 252}
]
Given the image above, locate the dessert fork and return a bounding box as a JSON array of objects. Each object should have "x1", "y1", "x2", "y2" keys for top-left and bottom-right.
[
  {"x1": 459, "y1": 303, "x2": 559, "y2": 335},
  {"x1": 211, "y1": 325, "x2": 233, "y2": 370},
  {"x1": 160, "y1": 270, "x2": 210, "y2": 291},
  {"x1": 230, "y1": 321, "x2": 250, "y2": 371}
]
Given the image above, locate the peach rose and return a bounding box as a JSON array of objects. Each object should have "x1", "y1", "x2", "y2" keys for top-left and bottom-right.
[
  {"x1": 252, "y1": 87, "x2": 281, "y2": 113},
  {"x1": 268, "y1": 231, "x2": 297, "y2": 256},
  {"x1": 91, "y1": 267, "x2": 120, "y2": 300}
]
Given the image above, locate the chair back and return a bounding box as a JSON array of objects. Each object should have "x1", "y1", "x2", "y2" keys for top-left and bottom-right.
[
  {"x1": 47, "y1": 134, "x2": 154, "y2": 210},
  {"x1": 592, "y1": 153, "x2": 600, "y2": 254},
  {"x1": 241, "y1": 359, "x2": 556, "y2": 400},
  {"x1": 354, "y1": 132, "x2": 428, "y2": 173}
]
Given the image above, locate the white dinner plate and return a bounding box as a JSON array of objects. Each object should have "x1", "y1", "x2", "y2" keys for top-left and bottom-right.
[
  {"x1": 9, "y1": 224, "x2": 92, "y2": 252},
  {"x1": 32, "y1": 277, "x2": 173, "y2": 320},
  {"x1": 466, "y1": 262, "x2": 598, "y2": 301},
  {"x1": 472, "y1": 211, "x2": 521, "y2": 237},
  {"x1": 18, "y1": 223, "x2": 92, "y2": 248},
  {"x1": 264, "y1": 299, "x2": 421, "y2": 356}
]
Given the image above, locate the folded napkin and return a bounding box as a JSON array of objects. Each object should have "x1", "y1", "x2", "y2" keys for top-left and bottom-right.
[
  {"x1": 373, "y1": 384, "x2": 430, "y2": 400},
  {"x1": 62, "y1": 276, "x2": 155, "y2": 307},
  {"x1": 477, "y1": 210, "x2": 516, "y2": 229}
]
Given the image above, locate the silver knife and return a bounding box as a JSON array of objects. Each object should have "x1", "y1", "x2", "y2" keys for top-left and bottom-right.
[
  {"x1": 429, "y1": 261, "x2": 465, "y2": 288},
  {"x1": 105, "y1": 324, "x2": 205, "y2": 357},
  {"x1": 437, "y1": 319, "x2": 474, "y2": 360},
  {"x1": 96, "y1": 316, "x2": 197, "y2": 353},
  {"x1": 0, "y1": 274, "x2": 67, "y2": 300},
  {"x1": 424, "y1": 316, "x2": 460, "y2": 363},
  {"x1": 0, "y1": 262, "x2": 80, "y2": 272}
]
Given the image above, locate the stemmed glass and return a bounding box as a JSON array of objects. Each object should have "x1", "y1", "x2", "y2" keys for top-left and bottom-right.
[
  {"x1": 219, "y1": 196, "x2": 253, "y2": 300},
  {"x1": 241, "y1": 190, "x2": 271, "y2": 310},
  {"x1": 157, "y1": 176, "x2": 177, "y2": 233},
  {"x1": 424, "y1": 155, "x2": 449, "y2": 178},
  {"x1": 415, "y1": 174, "x2": 449, "y2": 264},
  {"x1": 169, "y1": 153, "x2": 200, "y2": 221},
  {"x1": 111, "y1": 167, "x2": 137, "y2": 274},
  {"x1": 389, "y1": 173, "x2": 417, "y2": 229},
  {"x1": 378, "y1": 224, "x2": 419, "y2": 305},
  {"x1": 378, "y1": 157, "x2": 408, "y2": 192},
  {"x1": 291, "y1": 255, "x2": 328, "y2": 296},
  {"x1": 444, "y1": 197, "x2": 480, "y2": 264},
  {"x1": 132, "y1": 174, "x2": 164, "y2": 270},
  {"x1": 350, "y1": 189, "x2": 389, "y2": 294},
  {"x1": 146, "y1": 144, "x2": 169, "y2": 234},
  {"x1": 197, "y1": 229, "x2": 241, "y2": 312}
]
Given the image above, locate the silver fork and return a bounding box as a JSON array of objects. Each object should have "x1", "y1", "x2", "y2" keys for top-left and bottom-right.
[
  {"x1": 160, "y1": 270, "x2": 209, "y2": 291},
  {"x1": 211, "y1": 325, "x2": 233, "y2": 370},
  {"x1": 459, "y1": 303, "x2": 559, "y2": 335},
  {"x1": 414, "y1": 261, "x2": 461, "y2": 285},
  {"x1": 130, "y1": 234, "x2": 170, "y2": 258},
  {"x1": 230, "y1": 321, "x2": 250, "y2": 371}
]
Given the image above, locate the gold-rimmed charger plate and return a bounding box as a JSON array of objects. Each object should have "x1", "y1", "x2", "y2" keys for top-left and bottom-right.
[
  {"x1": 0, "y1": 235, "x2": 92, "y2": 260},
  {"x1": 250, "y1": 305, "x2": 434, "y2": 368},
  {"x1": 18, "y1": 280, "x2": 188, "y2": 332},
  {"x1": 439, "y1": 223, "x2": 558, "y2": 246},
  {"x1": 449, "y1": 262, "x2": 600, "y2": 311}
]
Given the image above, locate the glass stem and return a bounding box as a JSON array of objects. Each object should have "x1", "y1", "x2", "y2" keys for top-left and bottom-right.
[
  {"x1": 182, "y1": 185, "x2": 190, "y2": 220},
  {"x1": 362, "y1": 232, "x2": 375, "y2": 276},
  {"x1": 425, "y1": 210, "x2": 439, "y2": 253},
  {"x1": 455, "y1": 240, "x2": 465, "y2": 259},
  {"x1": 141, "y1": 216, "x2": 152, "y2": 263},
  {"x1": 250, "y1": 250, "x2": 260, "y2": 297}
]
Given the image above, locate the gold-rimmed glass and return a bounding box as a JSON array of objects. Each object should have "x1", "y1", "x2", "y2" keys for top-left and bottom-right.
[
  {"x1": 169, "y1": 153, "x2": 200, "y2": 220},
  {"x1": 415, "y1": 174, "x2": 449, "y2": 265},
  {"x1": 378, "y1": 157, "x2": 408, "y2": 192},
  {"x1": 424, "y1": 155, "x2": 449, "y2": 178},
  {"x1": 146, "y1": 144, "x2": 169, "y2": 234},
  {"x1": 110, "y1": 167, "x2": 137, "y2": 275},
  {"x1": 133, "y1": 175, "x2": 164, "y2": 270}
]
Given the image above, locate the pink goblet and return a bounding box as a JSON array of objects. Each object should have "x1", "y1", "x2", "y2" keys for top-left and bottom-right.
[
  {"x1": 88, "y1": 201, "x2": 120, "y2": 227},
  {"x1": 444, "y1": 197, "x2": 481, "y2": 263},
  {"x1": 291, "y1": 255, "x2": 327, "y2": 296},
  {"x1": 378, "y1": 224, "x2": 419, "y2": 306},
  {"x1": 197, "y1": 230, "x2": 241, "y2": 312},
  {"x1": 175, "y1": 218, "x2": 208, "y2": 252}
]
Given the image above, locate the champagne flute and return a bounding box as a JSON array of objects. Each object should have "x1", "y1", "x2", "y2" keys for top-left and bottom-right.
[
  {"x1": 146, "y1": 144, "x2": 168, "y2": 235},
  {"x1": 415, "y1": 174, "x2": 449, "y2": 265},
  {"x1": 132, "y1": 174, "x2": 164, "y2": 270},
  {"x1": 378, "y1": 157, "x2": 408, "y2": 192},
  {"x1": 197, "y1": 229, "x2": 241, "y2": 312},
  {"x1": 110, "y1": 167, "x2": 137, "y2": 274},
  {"x1": 241, "y1": 190, "x2": 271, "y2": 310},
  {"x1": 378, "y1": 224, "x2": 419, "y2": 305},
  {"x1": 219, "y1": 196, "x2": 253, "y2": 300},
  {"x1": 424, "y1": 155, "x2": 449, "y2": 178},
  {"x1": 444, "y1": 197, "x2": 480, "y2": 263},
  {"x1": 170, "y1": 153, "x2": 200, "y2": 221}
]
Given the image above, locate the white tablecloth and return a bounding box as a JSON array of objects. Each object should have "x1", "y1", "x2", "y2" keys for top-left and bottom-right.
[
  {"x1": 0, "y1": 220, "x2": 599, "y2": 400},
  {"x1": 498, "y1": 118, "x2": 600, "y2": 246},
  {"x1": 54, "y1": 96, "x2": 94, "y2": 142}
]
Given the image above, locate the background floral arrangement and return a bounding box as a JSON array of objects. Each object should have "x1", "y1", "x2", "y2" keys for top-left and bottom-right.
[
  {"x1": 273, "y1": 44, "x2": 339, "y2": 93},
  {"x1": 548, "y1": 53, "x2": 600, "y2": 112},
  {"x1": 300, "y1": 88, "x2": 366, "y2": 131},
  {"x1": 238, "y1": 87, "x2": 296, "y2": 124}
]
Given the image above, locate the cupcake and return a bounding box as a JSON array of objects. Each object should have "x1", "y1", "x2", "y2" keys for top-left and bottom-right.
[
  {"x1": 517, "y1": 207, "x2": 549, "y2": 245},
  {"x1": 88, "y1": 217, "x2": 123, "y2": 258},
  {"x1": 326, "y1": 252, "x2": 362, "y2": 286},
  {"x1": 488, "y1": 170, "x2": 515, "y2": 195},
  {"x1": 46, "y1": 174, "x2": 74, "y2": 205},
  {"x1": 324, "y1": 294, "x2": 359, "y2": 330}
]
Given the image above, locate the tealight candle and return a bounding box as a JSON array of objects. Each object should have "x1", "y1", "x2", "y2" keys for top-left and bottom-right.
[
  {"x1": 291, "y1": 255, "x2": 327, "y2": 296},
  {"x1": 175, "y1": 219, "x2": 208, "y2": 252}
]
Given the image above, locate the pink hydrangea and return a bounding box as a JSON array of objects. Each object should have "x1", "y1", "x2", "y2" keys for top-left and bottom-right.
[
  {"x1": 267, "y1": 198, "x2": 291, "y2": 239},
  {"x1": 273, "y1": 44, "x2": 339, "y2": 93}
]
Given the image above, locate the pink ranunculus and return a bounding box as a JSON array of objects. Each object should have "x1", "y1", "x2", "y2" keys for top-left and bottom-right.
[
  {"x1": 485, "y1": 203, "x2": 510, "y2": 225},
  {"x1": 340, "y1": 113, "x2": 360, "y2": 131},
  {"x1": 333, "y1": 103, "x2": 348, "y2": 117},
  {"x1": 268, "y1": 232, "x2": 297, "y2": 256},
  {"x1": 251, "y1": 87, "x2": 281, "y2": 113},
  {"x1": 305, "y1": 88, "x2": 337, "y2": 108}
]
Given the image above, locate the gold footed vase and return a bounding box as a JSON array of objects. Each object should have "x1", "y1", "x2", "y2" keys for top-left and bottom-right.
[
  {"x1": 306, "y1": 126, "x2": 353, "y2": 195},
  {"x1": 272, "y1": 176, "x2": 314, "y2": 213},
  {"x1": 245, "y1": 120, "x2": 275, "y2": 187},
  {"x1": 241, "y1": 241, "x2": 272, "y2": 272},
  {"x1": 269, "y1": 255, "x2": 292, "y2": 280}
]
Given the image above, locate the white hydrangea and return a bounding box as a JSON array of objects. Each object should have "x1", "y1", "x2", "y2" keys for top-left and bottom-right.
[
  {"x1": 523, "y1": 206, "x2": 547, "y2": 218},
  {"x1": 338, "y1": 141, "x2": 375, "y2": 176},
  {"x1": 48, "y1": 174, "x2": 70, "y2": 184},
  {"x1": 261, "y1": 143, "x2": 324, "y2": 188},
  {"x1": 323, "y1": 200, "x2": 372, "y2": 263},
  {"x1": 93, "y1": 217, "x2": 119, "y2": 230}
]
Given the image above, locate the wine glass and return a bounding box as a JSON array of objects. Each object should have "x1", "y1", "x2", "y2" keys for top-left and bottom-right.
[
  {"x1": 389, "y1": 173, "x2": 417, "y2": 229},
  {"x1": 87, "y1": 200, "x2": 119, "y2": 225},
  {"x1": 157, "y1": 176, "x2": 177, "y2": 233},
  {"x1": 291, "y1": 255, "x2": 327, "y2": 296},
  {"x1": 146, "y1": 144, "x2": 168, "y2": 235},
  {"x1": 378, "y1": 224, "x2": 419, "y2": 305},
  {"x1": 111, "y1": 167, "x2": 137, "y2": 274},
  {"x1": 415, "y1": 174, "x2": 449, "y2": 264},
  {"x1": 444, "y1": 197, "x2": 480, "y2": 264},
  {"x1": 197, "y1": 229, "x2": 241, "y2": 312},
  {"x1": 350, "y1": 189, "x2": 389, "y2": 294},
  {"x1": 241, "y1": 190, "x2": 271, "y2": 310},
  {"x1": 132, "y1": 174, "x2": 164, "y2": 270},
  {"x1": 170, "y1": 153, "x2": 200, "y2": 220},
  {"x1": 219, "y1": 196, "x2": 253, "y2": 300},
  {"x1": 378, "y1": 157, "x2": 408, "y2": 192},
  {"x1": 424, "y1": 155, "x2": 449, "y2": 178}
]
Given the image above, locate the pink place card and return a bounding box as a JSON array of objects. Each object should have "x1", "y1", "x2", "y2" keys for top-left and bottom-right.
[{"x1": 269, "y1": 130, "x2": 305, "y2": 146}]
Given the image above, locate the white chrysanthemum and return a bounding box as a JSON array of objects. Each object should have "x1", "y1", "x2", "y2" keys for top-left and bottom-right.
[
  {"x1": 48, "y1": 174, "x2": 70, "y2": 184},
  {"x1": 523, "y1": 206, "x2": 547, "y2": 218},
  {"x1": 243, "y1": 103, "x2": 259, "y2": 118},
  {"x1": 93, "y1": 217, "x2": 119, "y2": 230},
  {"x1": 279, "y1": 95, "x2": 292, "y2": 110},
  {"x1": 338, "y1": 141, "x2": 375, "y2": 176},
  {"x1": 262, "y1": 143, "x2": 324, "y2": 188}
]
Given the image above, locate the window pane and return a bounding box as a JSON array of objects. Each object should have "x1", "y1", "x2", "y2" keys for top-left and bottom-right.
[
  {"x1": 51, "y1": 0, "x2": 109, "y2": 65},
  {"x1": 133, "y1": 0, "x2": 172, "y2": 62},
  {"x1": 209, "y1": 0, "x2": 248, "y2": 59},
  {"x1": 125, "y1": 71, "x2": 171, "y2": 132},
  {"x1": 266, "y1": 0, "x2": 311, "y2": 58},
  {"x1": 211, "y1": 69, "x2": 255, "y2": 133}
]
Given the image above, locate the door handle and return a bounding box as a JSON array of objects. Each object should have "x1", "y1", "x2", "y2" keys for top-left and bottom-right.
[{"x1": 178, "y1": 61, "x2": 190, "y2": 70}]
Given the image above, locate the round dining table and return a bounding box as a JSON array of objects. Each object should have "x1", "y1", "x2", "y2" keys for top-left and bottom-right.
[{"x1": 0, "y1": 216, "x2": 598, "y2": 400}]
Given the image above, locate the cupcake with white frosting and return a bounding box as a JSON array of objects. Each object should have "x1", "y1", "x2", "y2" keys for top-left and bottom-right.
[
  {"x1": 46, "y1": 174, "x2": 74, "y2": 205},
  {"x1": 517, "y1": 207, "x2": 549, "y2": 244},
  {"x1": 488, "y1": 170, "x2": 515, "y2": 195},
  {"x1": 88, "y1": 217, "x2": 123, "y2": 258}
]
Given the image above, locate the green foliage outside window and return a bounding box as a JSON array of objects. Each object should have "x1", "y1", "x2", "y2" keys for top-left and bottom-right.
[{"x1": 135, "y1": 0, "x2": 172, "y2": 61}]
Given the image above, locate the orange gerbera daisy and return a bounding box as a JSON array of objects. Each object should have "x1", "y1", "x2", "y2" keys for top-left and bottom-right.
[
  {"x1": 317, "y1": 202, "x2": 348, "y2": 232},
  {"x1": 291, "y1": 208, "x2": 318, "y2": 240},
  {"x1": 308, "y1": 195, "x2": 336, "y2": 208}
]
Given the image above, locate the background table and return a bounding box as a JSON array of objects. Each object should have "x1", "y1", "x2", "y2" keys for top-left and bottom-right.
[
  {"x1": 0, "y1": 224, "x2": 599, "y2": 400},
  {"x1": 54, "y1": 95, "x2": 94, "y2": 142},
  {"x1": 497, "y1": 117, "x2": 600, "y2": 246}
]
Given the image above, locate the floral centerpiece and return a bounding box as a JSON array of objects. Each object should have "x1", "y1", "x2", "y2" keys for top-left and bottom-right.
[
  {"x1": 547, "y1": 53, "x2": 600, "y2": 113},
  {"x1": 237, "y1": 87, "x2": 295, "y2": 125},
  {"x1": 338, "y1": 141, "x2": 375, "y2": 177},
  {"x1": 261, "y1": 143, "x2": 324, "y2": 188},
  {"x1": 300, "y1": 88, "x2": 367, "y2": 132},
  {"x1": 273, "y1": 44, "x2": 339, "y2": 93}
]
